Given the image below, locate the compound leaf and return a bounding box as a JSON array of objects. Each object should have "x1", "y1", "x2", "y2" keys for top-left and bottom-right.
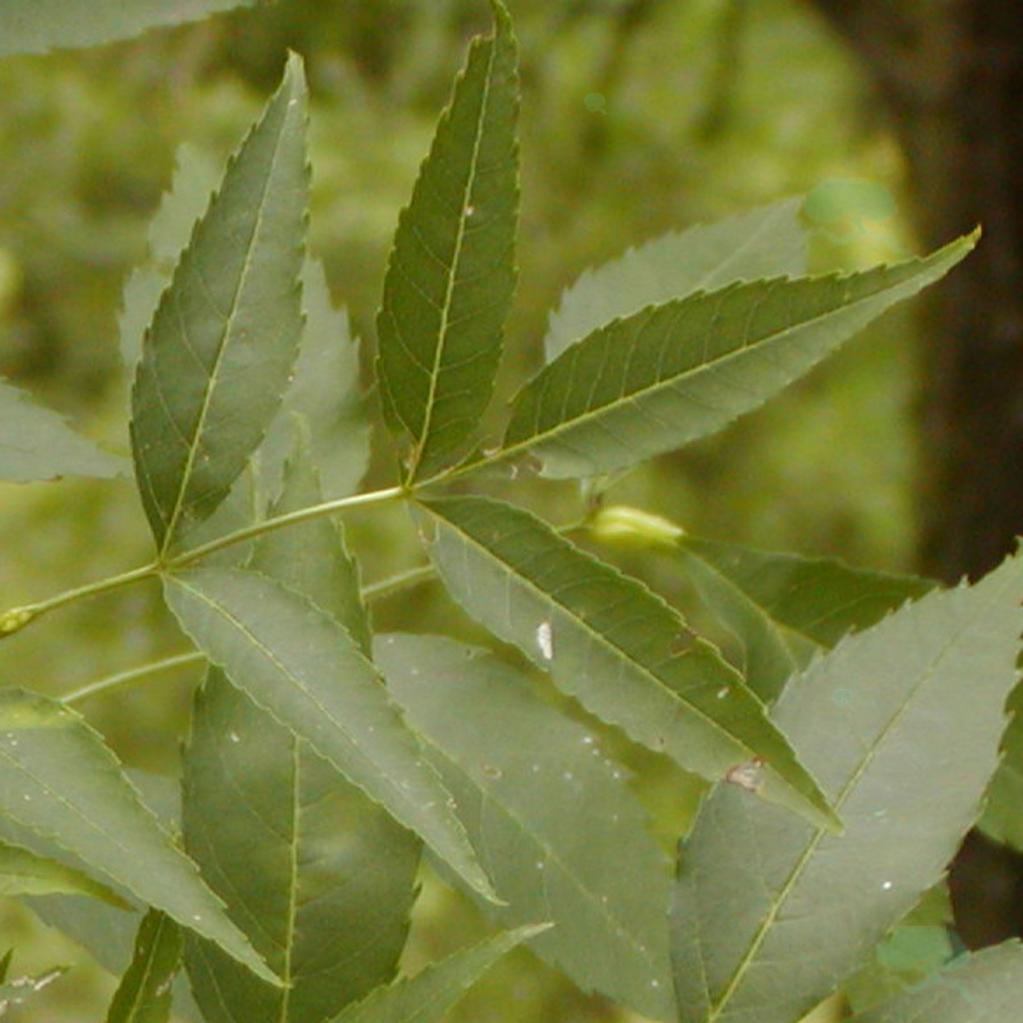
[
  {"x1": 0, "y1": 0, "x2": 259, "y2": 57},
  {"x1": 504, "y1": 235, "x2": 975, "y2": 479},
  {"x1": 849, "y1": 942, "x2": 1023, "y2": 1023},
  {"x1": 0, "y1": 689, "x2": 274, "y2": 984},
  {"x1": 331, "y1": 926, "x2": 546, "y2": 1023},
  {"x1": 545, "y1": 198, "x2": 807, "y2": 361},
  {"x1": 164, "y1": 566, "x2": 495, "y2": 904},
  {"x1": 376, "y1": 0, "x2": 519, "y2": 484},
  {"x1": 670, "y1": 551, "x2": 1023, "y2": 1023},
  {"x1": 131, "y1": 55, "x2": 308, "y2": 555},
  {"x1": 106, "y1": 910, "x2": 182, "y2": 1023},
  {"x1": 677, "y1": 536, "x2": 933, "y2": 702},
  {"x1": 377, "y1": 633, "x2": 675, "y2": 1021},
  {"x1": 418, "y1": 495, "x2": 837, "y2": 832},
  {"x1": 0, "y1": 379, "x2": 124, "y2": 483}
]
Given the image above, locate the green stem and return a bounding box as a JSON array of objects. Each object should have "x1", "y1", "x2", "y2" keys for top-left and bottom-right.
[
  {"x1": 167, "y1": 485, "x2": 407, "y2": 569},
  {"x1": 63, "y1": 652, "x2": 203, "y2": 705},
  {"x1": 1, "y1": 486, "x2": 408, "y2": 639},
  {"x1": 0, "y1": 562, "x2": 161, "y2": 640}
]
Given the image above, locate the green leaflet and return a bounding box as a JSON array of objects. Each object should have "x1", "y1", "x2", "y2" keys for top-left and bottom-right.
[
  {"x1": 545, "y1": 198, "x2": 807, "y2": 361},
  {"x1": 848, "y1": 942, "x2": 1023, "y2": 1023},
  {"x1": 330, "y1": 926, "x2": 546, "y2": 1023},
  {"x1": 418, "y1": 495, "x2": 837, "y2": 832},
  {"x1": 0, "y1": 0, "x2": 257, "y2": 57},
  {"x1": 0, "y1": 689, "x2": 274, "y2": 984},
  {"x1": 130, "y1": 55, "x2": 308, "y2": 556},
  {"x1": 163, "y1": 567, "x2": 496, "y2": 904},
  {"x1": 670, "y1": 551, "x2": 1023, "y2": 1023},
  {"x1": 676, "y1": 536, "x2": 933, "y2": 702},
  {"x1": 376, "y1": 634, "x2": 675, "y2": 1021},
  {"x1": 0, "y1": 839, "x2": 128, "y2": 908},
  {"x1": 183, "y1": 442, "x2": 419, "y2": 1023},
  {"x1": 105, "y1": 910, "x2": 183, "y2": 1023},
  {"x1": 0, "y1": 378, "x2": 124, "y2": 483},
  {"x1": 376, "y1": 0, "x2": 519, "y2": 484},
  {"x1": 121, "y1": 144, "x2": 366, "y2": 501},
  {"x1": 504, "y1": 234, "x2": 975, "y2": 480}
]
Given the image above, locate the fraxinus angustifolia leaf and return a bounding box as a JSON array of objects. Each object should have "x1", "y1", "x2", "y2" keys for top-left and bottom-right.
[
  {"x1": 164, "y1": 565, "x2": 495, "y2": 904},
  {"x1": 376, "y1": 634, "x2": 675, "y2": 1021},
  {"x1": 105, "y1": 910, "x2": 182, "y2": 1023},
  {"x1": 545, "y1": 198, "x2": 808, "y2": 362},
  {"x1": 0, "y1": 689, "x2": 275, "y2": 984},
  {"x1": 0, "y1": 379, "x2": 124, "y2": 483},
  {"x1": 676, "y1": 537, "x2": 933, "y2": 702},
  {"x1": 669, "y1": 550, "x2": 1023, "y2": 1023},
  {"x1": 417, "y1": 495, "x2": 837, "y2": 832},
  {"x1": 376, "y1": 0, "x2": 519, "y2": 484},
  {"x1": 130, "y1": 54, "x2": 308, "y2": 556},
  {"x1": 183, "y1": 435, "x2": 419, "y2": 1023},
  {"x1": 848, "y1": 941, "x2": 1023, "y2": 1023},
  {"x1": 504, "y1": 235, "x2": 975, "y2": 479},
  {"x1": 330, "y1": 926, "x2": 547, "y2": 1023},
  {"x1": 0, "y1": 1, "x2": 259, "y2": 56}
]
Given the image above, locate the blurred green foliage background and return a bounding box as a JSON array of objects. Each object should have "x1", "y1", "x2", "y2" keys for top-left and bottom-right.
[{"x1": 0, "y1": 1, "x2": 930, "y2": 1019}]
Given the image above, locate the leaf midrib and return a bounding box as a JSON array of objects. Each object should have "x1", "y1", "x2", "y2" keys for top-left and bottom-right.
[
  {"x1": 701, "y1": 574, "x2": 1014, "y2": 1022},
  {"x1": 406, "y1": 32, "x2": 499, "y2": 484},
  {"x1": 160, "y1": 100, "x2": 294, "y2": 555}
]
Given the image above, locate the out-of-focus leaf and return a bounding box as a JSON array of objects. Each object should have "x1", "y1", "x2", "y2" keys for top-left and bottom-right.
[
  {"x1": 259, "y1": 260, "x2": 370, "y2": 502},
  {"x1": 130, "y1": 55, "x2": 307, "y2": 555},
  {"x1": 979, "y1": 683, "x2": 1023, "y2": 853},
  {"x1": 0, "y1": 963, "x2": 67, "y2": 1014},
  {"x1": 503, "y1": 235, "x2": 975, "y2": 480},
  {"x1": 0, "y1": 0, "x2": 259, "y2": 57},
  {"x1": 0, "y1": 839, "x2": 127, "y2": 908},
  {"x1": 376, "y1": 0, "x2": 519, "y2": 483},
  {"x1": 119, "y1": 144, "x2": 221, "y2": 374},
  {"x1": 164, "y1": 566, "x2": 495, "y2": 903},
  {"x1": 850, "y1": 942, "x2": 1023, "y2": 1023},
  {"x1": 677, "y1": 536, "x2": 934, "y2": 701},
  {"x1": 105, "y1": 910, "x2": 182, "y2": 1023},
  {"x1": 377, "y1": 633, "x2": 675, "y2": 1021},
  {"x1": 0, "y1": 379, "x2": 124, "y2": 483},
  {"x1": 418, "y1": 495, "x2": 837, "y2": 832},
  {"x1": 330, "y1": 926, "x2": 546, "y2": 1023},
  {"x1": 670, "y1": 552, "x2": 1023, "y2": 1023},
  {"x1": 545, "y1": 199, "x2": 807, "y2": 361},
  {"x1": 183, "y1": 440, "x2": 419, "y2": 1023},
  {"x1": 0, "y1": 690, "x2": 273, "y2": 984}
]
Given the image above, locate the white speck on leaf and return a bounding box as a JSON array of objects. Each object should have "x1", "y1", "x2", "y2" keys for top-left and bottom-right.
[{"x1": 536, "y1": 620, "x2": 554, "y2": 661}]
